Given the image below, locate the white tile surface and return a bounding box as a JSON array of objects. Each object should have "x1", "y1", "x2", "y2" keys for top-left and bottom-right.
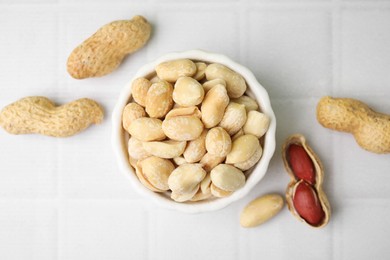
[
  {"x1": 340, "y1": 8, "x2": 390, "y2": 95},
  {"x1": 0, "y1": 1, "x2": 390, "y2": 260},
  {"x1": 0, "y1": 202, "x2": 57, "y2": 260}
]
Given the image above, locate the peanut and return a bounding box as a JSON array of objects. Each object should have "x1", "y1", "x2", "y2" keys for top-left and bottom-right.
[
  {"x1": 219, "y1": 102, "x2": 247, "y2": 135},
  {"x1": 0, "y1": 96, "x2": 103, "y2": 137},
  {"x1": 205, "y1": 63, "x2": 246, "y2": 98},
  {"x1": 162, "y1": 116, "x2": 204, "y2": 141},
  {"x1": 128, "y1": 136, "x2": 151, "y2": 160},
  {"x1": 183, "y1": 129, "x2": 208, "y2": 163},
  {"x1": 168, "y1": 163, "x2": 206, "y2": 195},
  {"x1": 205, "y1": 127, "x2": 232, "y2": 157},
  {"x1": 173, "y1": 77, "x2": 204, "y2": 107},
  {"x1": 128, "y1": 117, "x2": 166, "y2": 141},
  {"x1": 210, "y1": 183, "x2": 232, "y2": 197},
  {"x1": 201, "y1": 84, "x2": 230, "y2": 128},
  {"x1": 234, "y1": 145, "x2": 263, "y2": 171},
  {"x1": 131, "y1": 77, "x2": 152, "y2": 107},
  {"x1": 202, "y1": 78, "x2": 226, "y2": 93},
  {"x1": 193, "y1": 62, "x2": 207, "y2": 81},
  {"x1": 288, "y1": 144, "x2": 316, "y2": 185},
  {"x1": 199, "y1": 152, "x2": 225, "y2": 172},
  {"x1": 67, "y1": 15, "x2": 151, "y2": 79},
  {"x1": 145, "y1": 80, "x2": 173, "y2": 118},
  {"x1": 139, "y1": 156, "x2": 175, "y2": 191},
  {"x1": 317, "y1": 96, "x2": 390, "y2": 154},
  {"x1": 156, "y1": 59, "x2": 197, "y2": 82},
  {"x1": 243, "y1": 111, "x2": 270, "y2": 138},
  {"x1": 165, "y1": 106, "x2": 201, "y2": 119},
  {"x1": 226, "y1": 134, "x2": 259, "y2": 164},
  {"x1": 240, "y1": 194, "x2": 284, "y2": 228},
  {"x1": 293, "y1": 181, "x2": 325, "y2": 226},
  {"x1": 231, "y1": 95, "x2": 259, "y2": 112},
  {"x1": 122, "y1": 102, "x2": 146, "y2": 132},
  {"x1": 210, "y1": 164, "x2": 245, "y2": 192},
  {"x1": 142, "y1": 140, "x2": 186, "y2": 159}
]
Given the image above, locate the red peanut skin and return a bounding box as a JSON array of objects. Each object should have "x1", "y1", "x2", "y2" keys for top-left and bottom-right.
[
  {"x1": 293, "y1": 181, "x2": 325, "y2": 226},
  {"x1": 288, "y1": 144, "x2": 316, "y2": 185}
]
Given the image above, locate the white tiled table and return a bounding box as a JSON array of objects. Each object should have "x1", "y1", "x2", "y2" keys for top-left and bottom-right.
[{"x1": 1, "y1": 0, "x2": 389, "y2": 259}]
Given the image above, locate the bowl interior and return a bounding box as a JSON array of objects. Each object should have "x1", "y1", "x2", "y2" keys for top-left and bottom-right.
[{"x1": 112, "y1": 50, "x2": 276, "y2": 213}]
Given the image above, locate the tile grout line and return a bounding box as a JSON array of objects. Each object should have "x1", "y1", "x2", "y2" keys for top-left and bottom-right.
[{"x1": 331, "y1": 1, "x2": 342, "y2": 259}]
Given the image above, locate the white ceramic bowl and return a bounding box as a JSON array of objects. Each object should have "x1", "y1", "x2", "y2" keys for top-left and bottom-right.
[{"x1": 112, "y1": 50, "x2": 276, "y2": 213}]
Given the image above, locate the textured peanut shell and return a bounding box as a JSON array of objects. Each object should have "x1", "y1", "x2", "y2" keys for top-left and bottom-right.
[
  {"x1": 67, "y1": 15, "x2": 151, "y2": 79},
  {"x1": 317, "y1": 96, "x2": 390, "y2": 154},
  {"x1": 0, "y1": 96, "x2": 103, "y2": 137},
  {"x1": 282, "y1": 134, "x2": 331, "y2": 228}
]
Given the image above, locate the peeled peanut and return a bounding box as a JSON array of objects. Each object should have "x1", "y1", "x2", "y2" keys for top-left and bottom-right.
[
  {"x1": 234, "y1": 145, "x2": 263, "y2": 171},
  {"x1": 243, "y1": 111, "x2": 270, "y2": 138},
  {"x1": 210, "y1": 183, "x2": 232, "y2": 197},
  {"x1": 240, "y1": 194, "x2": 284, "y2": 228},
  {"x1": 205, "y1": 127, "x2": 232, "y2": 157},
  {"x1": 173, "y1": 156, "x2": 188, "y2": 166},
  {"x1": 122, "y1": 102, "x2": 146, "y2": 132},
  {"x1": 168, "y1": 163, "x2": 206, "y2": 194},
  {"x1": 219, "y1": 102, "x2": 247, "y2": 135},
  {"x1": 131, "y1": 78, "x2": 151, "y2": 107},
  {"x1": 142, "y1": 140, "x2": 186, "y2": 159},
  {"x1": 173, "y1": 77, "x2": 205, "y2": 107},
  {"x1": 128, "y1": 136, "x2": 151, "y2": 160},
  {"x1": 226, "y1": 134, "x2": 259, "y2": 164},
  {"x1": 231, "y1": 95, "x2": 259, "y2": 112},
  {"x1": 193, "y1": 62, "x2": 207, "y2": 81},
  {"x1": 133, "y1": 161, "x2": 162, "y2": 192},
  {"x1": 210, "y1": 164, "x2": 245, "y2": 192},
  {"x1": 165, "y1": 106, "x2": 201, "y2": 119},
  {"x1": 191, "y1": 175, "x2": 212, "y2": 201},
  {"x1": 201, "y1": 84, "x2": 230, "y2": 128},
  {"x1": 128, "y1": 117, "x2": 166, "y2": 141},
  {"x1": 145, "y1": 80, "x2": 173, "y2": 118},
  {"x1": 205, "y1": 63, "x2": 246, "y2": 98},
  {"x1": 183, "y1": 129, "x2": 208, "y2": 163},
  {"x1": 162, "y1": 116, "x2": 204, "y2": 141},
  {"x1": 199, "y1": 152, "x2": 225, "y2": 172},
  {"x1": 139, "y1": 156, "x2": 175, "y2": 191},
  {"x1": 171, "y1": 185, "x2": 199, "y2": 202},
  {"x1": 156, "y1": 59, "x2": 196, "y2": 82},
  {"x1": 203, "y1": 78, "x2": 226, "y2": 93}
]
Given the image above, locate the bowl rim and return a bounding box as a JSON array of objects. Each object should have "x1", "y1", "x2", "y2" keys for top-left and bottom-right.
[{"x1": 112, "y1": 49, "x2": 276, "y2": 213}]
